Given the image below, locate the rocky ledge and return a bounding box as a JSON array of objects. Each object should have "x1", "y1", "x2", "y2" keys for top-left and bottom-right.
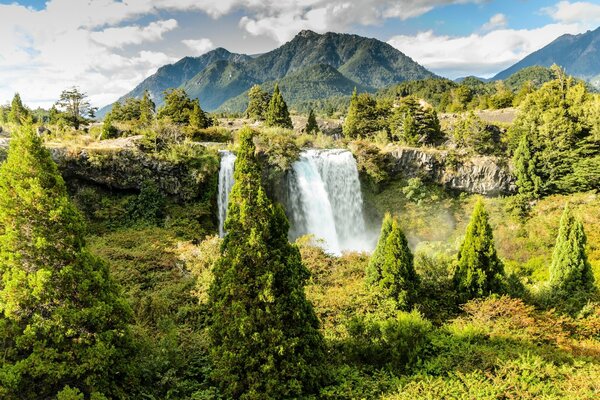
[
  {"x1": 385, "y1": 147, "x2": 515, "y2": 196},
  {"x1": 0, "y1": 138, "x2": 217, "y2": 201}
]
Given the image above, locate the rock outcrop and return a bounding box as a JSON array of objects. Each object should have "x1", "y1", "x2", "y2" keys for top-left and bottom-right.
[
  {"x1": 0, "y1": 139, "x2": 217, "y2": 201},
  {"x1": 385, "y1": 147, "x2": 515, "y2": 196}
]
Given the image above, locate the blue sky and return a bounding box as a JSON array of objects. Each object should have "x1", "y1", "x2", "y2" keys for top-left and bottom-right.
[{"x1": 1, "y1": 0, "x2": 599, "y2": 108}]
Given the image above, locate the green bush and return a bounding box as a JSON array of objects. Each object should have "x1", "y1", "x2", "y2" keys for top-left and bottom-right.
[{"x1": 344, "y1": 310, "x2": 433, "y2": 371}]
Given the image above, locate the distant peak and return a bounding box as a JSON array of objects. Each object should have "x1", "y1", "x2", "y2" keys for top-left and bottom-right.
[{"x1": 297, "y1": 29, "x2": 319, "y2": 38}]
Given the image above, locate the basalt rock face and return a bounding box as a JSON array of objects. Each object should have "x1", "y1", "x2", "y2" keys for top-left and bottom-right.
[
  {"x1": 50, "y1": 147, "x2": 215, "y2": 201},
  {"x1": 385, "y1": 147, "x2": 515, "y2": 196},
  {"x1": 0, "y1": 139, "x2": 215, "y2": 201}
]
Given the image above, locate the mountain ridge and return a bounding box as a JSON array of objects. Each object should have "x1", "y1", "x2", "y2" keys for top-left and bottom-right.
[
  {"x1": 100, "y1": 30, "x2": 437, "y2": 113},
  {"x1": 493, "y1": 26, "x2": 600, "y2": 86}
]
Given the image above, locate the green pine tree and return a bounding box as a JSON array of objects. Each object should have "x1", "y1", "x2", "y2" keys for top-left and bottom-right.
[
  {"x1": 366, "y1": 213, "x2": 394, "y2": 285},
  {"x1": 265, "y1": 83, "x2": 293, "y2": 129},
  {"x1": 245, "y1": 85, "x2": 271, "y2": 121},
  {"x1": 139, "y1": 89, "x2": 155, "y2": 126},
  {"x1": 513, "y1": 134, "x2": 542, "y2": 199},
  {"x1": 376, "y1": 216, "x2": 419, "y2": 309},
  {"x1": 189, "y1": 100, "x2": 208, "y2": 130},
  {"x1": 343, "y1": 88, "x2": 382, "y2": 138},
  {"x1": 305, "y1": 109, "x2": 319, "y2": 134},
  {"x1": 0, "y1": 126, "x2": 133, "y2": 399},
  {"x1": 453, "y1": 199, "x2": 505, "y2": 302},
  {"x1": 208, "y1": 127, "x2": 326, "y2": 399},
  {"x1": 8, "y1": 93, "x2": 29, "y2": 125},
  {"x1": 549, "y1": 204, "x2": 595, "y2": 295}
]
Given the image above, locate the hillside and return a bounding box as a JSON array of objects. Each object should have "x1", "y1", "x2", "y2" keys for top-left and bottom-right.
[
  {"x1": 102, "y1": 30, "x2": 437, "y2": 113},
  {"x1": 98, "y1": 48, "x2": 251, "y2": 116},
  {"x1": 218, "y1": 63, "x2": 374, "y2": 113},
  {"x1": 493, "y1": 26, "x2": 600, "y2": 86}
]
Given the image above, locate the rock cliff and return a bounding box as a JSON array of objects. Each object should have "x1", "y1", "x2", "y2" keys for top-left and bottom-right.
[{"x1": 385, "y1": 147, "x2": 515, "y2": 196}]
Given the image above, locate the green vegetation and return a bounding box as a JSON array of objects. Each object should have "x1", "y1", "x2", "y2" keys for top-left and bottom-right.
[
  {"x1": 1, "y1": 64, "x2": 599, "y2": 400},
  {"x1": 245, "y1": 84, "x2": 271, "y2": 121},
  {"x1": 209, "y1": 128, "x2": 325, "y2": 398},
  {"x1": 453, "y1": 199, "x2": 505, "y2": 302},
  {"x1": 265, "y1": 83, "x2": 293, "y2": 129},
  {"x1": 548, "y1": 204, "x2": 596, "y2": 310},
  {"x1": 0, "y1": 126, "x2": 133, "y2": 398},
  {"x1": 305, "y1": 109, "x2": 319, "y2": 134},
  {"x1": 368, "y1": 214, "x2": 419, "y2": 309}
]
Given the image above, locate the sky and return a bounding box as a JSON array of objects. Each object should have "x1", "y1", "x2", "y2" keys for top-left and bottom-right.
[{"x1": 1, "y1": 0, "x2": 600, "y2": 109}]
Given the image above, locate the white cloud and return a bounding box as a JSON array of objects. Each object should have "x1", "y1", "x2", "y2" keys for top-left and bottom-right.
[
  {"x1": 481, "y1": 13, "x2": 508, "y2": 32},
  {"x1": 90, "y1": 19, "x2": 178, "y2": 49},
  {"x1": 543, "y1": 1, "x2": 600, "y2": 25},
  {"x1": 237, "y1": 0, "x2": 486, "y2": 43},
  {"x1": 182, "y1": 38, "x2": 215, "y2": 55},
  {"x1": 388, "y1": 22, "x2": 585, "y2": 79}
]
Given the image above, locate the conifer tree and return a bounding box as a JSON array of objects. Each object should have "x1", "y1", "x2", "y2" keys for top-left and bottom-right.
[
  {"x1": 513, "y1": 134, "x2": 542, "y2": 199},
  {"x1": 376, "y1": 216, "x2": 419, "y2": 309},
  {"x1": 245, "y1": 84, "x2": 271, "y2": 121},
  {"x1": 8, "y1": 93, "x2": 29, "y2": 125},
  {"x1": 208, "y1": 127, "x2": 325, "y2": 399},
  {"x1": 453, "y1": 199, "x2": 505, "y2": 302},
  {"x1": 189, "y1": 101, "x2": 208, "y2": 130},
  {"x1": 343, "y1": 89, "x2": 383, "y2": 138},
  {"x1": 0, "y1": 126, "x2": 133, "y2": 398},
  {"x1": 305, "y1": 109, "x2": 319, "y2": 134},
  {"x1": 366, "y1": 213, "x2": 394, "y2": 285},
  {"x1": 265, "y1": 83, "x2": 293, "y2": 129},
  {"x1": 549, "y1": 204, "x2": 595, "y2": 295},
  {"x1": 139, "y1": 89, "x2": 155, "y2": 126}
]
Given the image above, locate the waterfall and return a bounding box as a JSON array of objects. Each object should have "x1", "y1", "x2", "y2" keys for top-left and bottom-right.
[
  {"x1": 217, "y1": 148, "x2": 371, "y2": 254},
  {"x1": 287, "y1": 149, "x2": 370, "y2": 254},
  {"x1": 218, "y1": 150, "x2": 236, "y2": 237}
]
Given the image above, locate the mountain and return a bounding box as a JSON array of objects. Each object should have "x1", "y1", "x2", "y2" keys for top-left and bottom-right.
[
  {"x1": 218, "y1": 63, "x2": 374, "y2": 113},
  {"x1": 101, "y1": 30, "x2": 437, "y2": 113},
  {"x1": 493, "y1": 27, "x2": 600, "y2": 86},
  {"x1": 98, "y1": 48, "x2": 251, "y2": 116}
]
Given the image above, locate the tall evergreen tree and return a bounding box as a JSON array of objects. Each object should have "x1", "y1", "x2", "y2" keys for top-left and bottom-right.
[
  {"x1": 513, "y1": 134, "x2": 542, "y2": 199},
  {"x1": 366, "y1": 213, "x2": 394, "y2": 285},
  {"x1": 305, "y1": 109, "x2": 319, "y2": 134},
  {"x1": 0, "y1": 126, "x2": 133, "y2": 398},
  {"x1": 8, "y1": 93, "x2": 29, "y2": 125},
  {"x1": 453, "y1": 199, "x2": 505, "y2": 302},
  {"x1": 139, "y1": 89, "x2": 155, "y2": 126},
  {"x1": 208, "y1": 127, "x2": 325, "y2": 399},
  {"x1": 189, "y1": 101, "x2": 208, "y2": 130},
  {"x1": 373, "y1": 215, "x2": 419, "y2": 309},
  {"x1": 245, "y1": 85, "x2": 271, "y2": 121},
  {"x1": 343, "y1": 88, "x2": 382, "y2": 138},
  {"x1": 549, "y1": 204, "x2": 595, "y2": 295},
  {"x1": 265, "y1": 83, "x2": 293, "y2": 129}
]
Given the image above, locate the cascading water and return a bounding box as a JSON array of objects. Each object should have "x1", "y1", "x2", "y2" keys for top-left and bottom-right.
[
  {"x1": 217, "y1": 150, "x2": 236, "y2": 237},
  {"x1": 287, "y1": 149, "x2": 370, "y2": 254}
]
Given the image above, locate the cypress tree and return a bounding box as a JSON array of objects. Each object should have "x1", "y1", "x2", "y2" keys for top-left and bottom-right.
[
  {"x1": 513, "y1": 134, "x2": 542, "y2": 199},
  {"x1": 366, "y1": 213, "x2": 394, "y2": 285},
  {"x1": 549, "y1": 204, "x2": 595, "y2": 295},
  {"x1": 305, "y1": 109, "x2": 319, "y2": 134},
  {"x1": 453, "y1": 199, "x2": 505, "y2": 302},
  {"x1": 378, "y1": 217, "x2": 419, "y2": 309},
  {"x1": 0, "y1": 126, "x2": 133, "y2": 398},
  {"x1": 265, "y1": 83, "x2": 293, "y2": 129},
  {"x1": 208, "y1": 127, "x2": 325, "y2": 399}
]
